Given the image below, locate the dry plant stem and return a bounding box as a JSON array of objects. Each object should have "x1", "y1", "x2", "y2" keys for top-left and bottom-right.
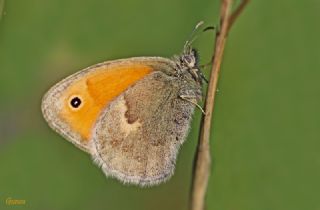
[
  {"x1": 189, "y1": 1, "x2": 232, "y2": 208},
  {"x1": 190, "y1": 0, "x2": 249, "y2": 210},
  {"x1": 228, "y1": 0, "x2": 250, "y2": 31}
]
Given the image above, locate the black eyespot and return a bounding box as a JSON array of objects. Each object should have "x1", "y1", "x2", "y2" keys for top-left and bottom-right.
[{"x1": 70, "y1": 97, "x2": 82, "y2": 108}]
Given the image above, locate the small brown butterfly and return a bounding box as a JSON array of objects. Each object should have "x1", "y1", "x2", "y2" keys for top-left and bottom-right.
[{"x1": 41, "y1": 22, "x2": 206, "y2": 186}]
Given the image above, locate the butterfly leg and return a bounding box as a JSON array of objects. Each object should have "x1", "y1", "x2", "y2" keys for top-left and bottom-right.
[{"x1": 179, "y1": 93, "x2": 205, "y2": 115}]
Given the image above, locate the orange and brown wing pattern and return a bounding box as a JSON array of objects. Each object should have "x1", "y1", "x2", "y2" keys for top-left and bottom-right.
[{"x1": 41, "y1": 57, "x2": 173, "y2": 153}]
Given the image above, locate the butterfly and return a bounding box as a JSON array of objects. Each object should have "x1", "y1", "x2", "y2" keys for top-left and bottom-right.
[{"x1": 41, "y1": 22, "x2": 208, "y2": 186}]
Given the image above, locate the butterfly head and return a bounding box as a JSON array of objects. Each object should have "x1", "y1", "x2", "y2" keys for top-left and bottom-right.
[
  {"x1": 174, "y1": 21, "x2": 212, "y2": 85},
  {"x1": 174, "y1": 41, "x2": 206, "y2": 85}
]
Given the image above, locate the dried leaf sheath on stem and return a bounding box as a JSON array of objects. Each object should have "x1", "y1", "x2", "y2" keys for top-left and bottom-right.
[{"x1": 190, "y1": 1, "x2": 250, "y2": 210}]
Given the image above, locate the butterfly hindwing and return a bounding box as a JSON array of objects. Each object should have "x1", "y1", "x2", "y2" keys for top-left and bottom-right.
[{"x1": 92, "y1": 71, "x2": 197, "y2": 186}]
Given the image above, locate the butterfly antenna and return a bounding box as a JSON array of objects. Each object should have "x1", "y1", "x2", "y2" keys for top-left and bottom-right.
[
  {"x1": 184, "y1": 22, "x2": 216, "y2": 52},
  {"x1": 184, "y1": 21, "x2": 205, "y2": 50}
]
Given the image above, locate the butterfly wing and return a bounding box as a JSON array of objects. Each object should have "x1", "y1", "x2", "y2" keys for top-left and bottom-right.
[
  {"x1": 92, "y1": 71, "x2": 197, "y2": 186},
  {"x1": 41, "y1": 57, "x2": 174, "y2": 153}
]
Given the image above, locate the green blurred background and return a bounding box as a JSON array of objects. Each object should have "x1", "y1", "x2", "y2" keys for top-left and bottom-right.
[{"x1": 1, "y1": 0, "x2": 319, "y2": 209}]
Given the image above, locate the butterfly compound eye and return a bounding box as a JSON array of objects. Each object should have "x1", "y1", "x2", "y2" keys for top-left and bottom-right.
[{"x1": 70, "y1": 96, "x2": 82, "y2": 108}]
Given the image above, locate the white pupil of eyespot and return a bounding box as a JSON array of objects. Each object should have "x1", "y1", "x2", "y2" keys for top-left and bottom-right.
[{"x1": 70, "y1": 97, "x2": 82, "y2": 108}]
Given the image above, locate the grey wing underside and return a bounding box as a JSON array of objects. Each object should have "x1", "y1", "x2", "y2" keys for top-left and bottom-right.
[{"x1": 91, "y1": 71, "x2": 196, "y2": 186}]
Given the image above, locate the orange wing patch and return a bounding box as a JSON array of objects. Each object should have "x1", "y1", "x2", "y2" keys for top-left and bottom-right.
[{"x1": 59, "y1": 64, "x2": 153, "y2": 141}]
